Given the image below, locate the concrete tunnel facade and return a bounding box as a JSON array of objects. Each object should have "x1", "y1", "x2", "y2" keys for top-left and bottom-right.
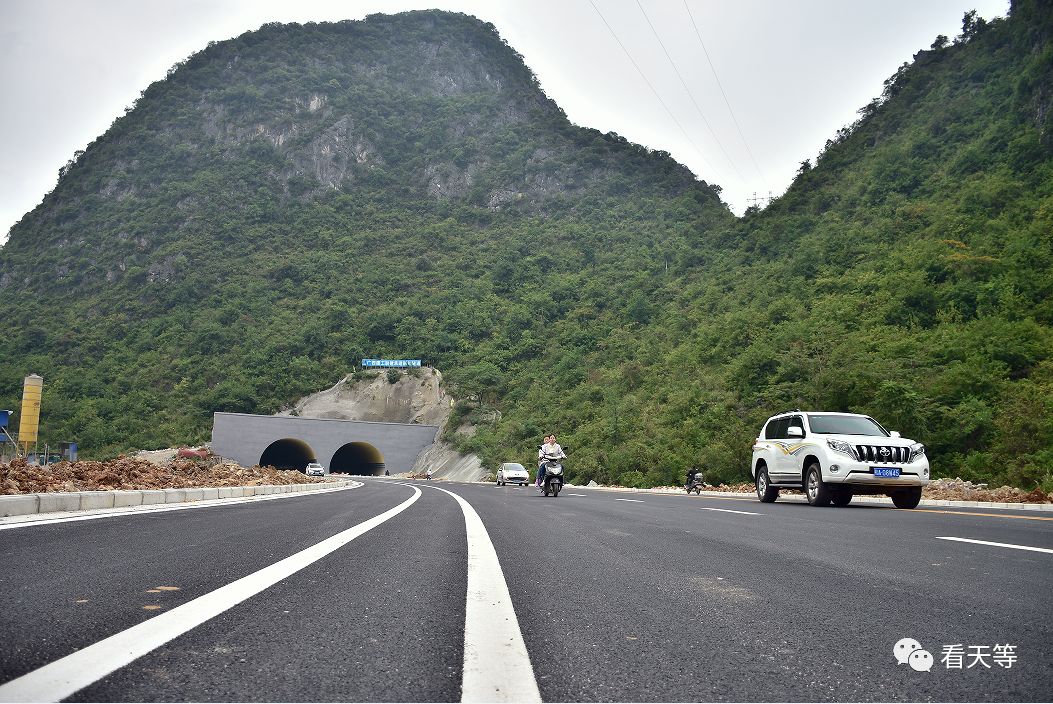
[{"x1": 210, "y1": 412, "x2": 439, "y2": 475}]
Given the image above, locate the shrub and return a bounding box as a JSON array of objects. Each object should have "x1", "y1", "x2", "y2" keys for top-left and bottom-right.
[{"x1": 617, "y1": 470, "x2": 646, "y2": 488}]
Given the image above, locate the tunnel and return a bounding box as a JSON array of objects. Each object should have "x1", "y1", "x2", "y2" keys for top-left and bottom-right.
[
  {"x1": 259, "y1": 438, "x2": 316, "y2": 472},
  {"x1": 330, "y1": 441, "x2": 386, "y2": 476}
]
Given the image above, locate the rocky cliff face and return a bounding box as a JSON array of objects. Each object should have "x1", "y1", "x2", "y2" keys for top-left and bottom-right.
[{"x1": 278, "y1": 368, "x2": 452, "y2": 426}]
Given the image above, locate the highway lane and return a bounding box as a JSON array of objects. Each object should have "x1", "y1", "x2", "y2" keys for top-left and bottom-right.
[
  {"x1": 455, "y1": 482, "x2": 1051, "y2": 702},
  {"x1": 0, "y1": 482, "x2": 466, "y2": 702},
  {"x1": 0, "y1": 479, "x2": 1049, "y2": 702}
]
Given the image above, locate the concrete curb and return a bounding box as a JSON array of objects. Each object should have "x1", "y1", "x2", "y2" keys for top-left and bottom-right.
[{"x1": 0, "y1": 479, "x2": 354, "y2": 518}]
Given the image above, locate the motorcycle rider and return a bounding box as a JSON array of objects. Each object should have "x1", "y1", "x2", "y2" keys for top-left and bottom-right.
[{"x1": 536, "y1": 434, "x2": 566, "y2": 487}]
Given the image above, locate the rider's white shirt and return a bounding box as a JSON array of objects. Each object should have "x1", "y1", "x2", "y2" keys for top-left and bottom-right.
[{"x1": 539, "y1": 442, "x2": 565, "y2": 460}]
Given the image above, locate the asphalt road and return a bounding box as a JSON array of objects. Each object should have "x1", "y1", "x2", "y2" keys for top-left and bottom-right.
[{"x1": 0, "y1": 479, "x2": 1049, "y2": 702}]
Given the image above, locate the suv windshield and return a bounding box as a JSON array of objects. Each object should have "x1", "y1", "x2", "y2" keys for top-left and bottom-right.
[{"x1": 807, "y1": 414, "x2": 889, "y2": 436}]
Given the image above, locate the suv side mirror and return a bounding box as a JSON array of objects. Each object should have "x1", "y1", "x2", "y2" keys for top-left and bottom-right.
[
  {"x1": 890, "y1": 431, "x2": 901, "y2": 438},
  {"x1": 787, "y1": 426, "x2": 804, "y2": 438}
]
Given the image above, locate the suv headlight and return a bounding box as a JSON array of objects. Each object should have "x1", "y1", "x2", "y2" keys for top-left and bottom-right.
[
  {"x1": 909, "y1": 443, "x2": 926, "y2": 462},
  {"x1": 827, "y1": 439, "x2": 857, "y2": 459}
]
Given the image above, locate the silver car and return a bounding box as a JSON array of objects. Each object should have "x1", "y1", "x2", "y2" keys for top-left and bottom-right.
[
  {"x1": 305, "y1": 462, "x2": 326, "y2": 477},
  {"x1": 496, "y1": 462, "x2": 529, "y2": 486}
]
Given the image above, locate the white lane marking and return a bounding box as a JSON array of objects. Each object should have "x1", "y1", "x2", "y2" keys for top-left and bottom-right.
[
  {"x1": 424, "y1": 484, "x2": 541, "y2": 703},
  {"x1": 566, "y1": 493, "x2": 587, "y2": 497},
  {"x1": 699, "y1": 507, "x2": 761, "y2": 516},
  {"x1": 0, "y1": 484, "x2": 361, "y2": 532},
  {"x1": 0, "y1": 485, "x2": 421, "y2": 703},
  {"x1": 614, "y1": 498, "x2": 643, "y2": 503},
  {"x1": 935, "y1": 536, "x2": 1053, "y2": 555}
]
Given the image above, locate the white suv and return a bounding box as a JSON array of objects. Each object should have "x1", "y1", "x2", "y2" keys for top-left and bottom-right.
[{"x1": 751, "y1": 411, "x2": 929, "y2": 509}]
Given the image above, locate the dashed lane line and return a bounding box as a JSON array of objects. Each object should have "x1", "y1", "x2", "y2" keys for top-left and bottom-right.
[
  {"x1": 422, "y1": 484, "x2": 541, "y2": 703},
  {"x1": 566, "y1": 493, "x2": 587, "y2": 497},
  {"x1": 935, "y1": 536, "x2": 1053, "y2": 554},
  {"x1": 699, "y1": 507, "x2": 762, "y2": 516},
  {"x1": 614, "y1": 498, "x2": 644, "y2": 503},
  {"x1": 0, "y1": 484, "x2": 422, "y2": 703}
]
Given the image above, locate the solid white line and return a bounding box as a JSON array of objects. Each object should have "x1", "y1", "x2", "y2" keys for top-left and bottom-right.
[
  {"x1": 699, "y1": 507, "x2": 761, "y2": 516},
  {"x1": 425, "y1": 484, "x2": 541, "y2": 703},
  {"x1": 935, "y1": 536, "x2": 1053, "y2": 555},
  {"x1": 614, "y1": 498, "x2": 643, "y2": 503},
  {"x1": 0, "y1": 484, "x2": 421, "y2": 703},
  {"x1": 0, "y1": 484, "x2": 362, "y2": 532}
]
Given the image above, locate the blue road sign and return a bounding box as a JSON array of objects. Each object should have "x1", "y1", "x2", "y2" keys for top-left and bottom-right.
[{"x1": 362, "y1": 359, "x2": 422, "y2": 368}]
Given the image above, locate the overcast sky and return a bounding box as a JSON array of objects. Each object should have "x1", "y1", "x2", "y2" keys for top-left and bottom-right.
[{"x1": 0, "y1": 0, "x2": 1009, "y2": 243}]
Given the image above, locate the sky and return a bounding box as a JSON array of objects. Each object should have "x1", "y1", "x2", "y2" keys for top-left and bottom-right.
[{"x1": 0, "y1": 0, "x2": 1010, "y2": 243}]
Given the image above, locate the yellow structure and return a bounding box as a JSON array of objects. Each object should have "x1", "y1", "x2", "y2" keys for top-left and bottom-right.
[{"x1": 19, "y1": 374, "x2": 42, "y2": 453}]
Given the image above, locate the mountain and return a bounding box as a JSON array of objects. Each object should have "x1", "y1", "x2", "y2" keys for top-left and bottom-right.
[
  {"x1": 0, "y1": 10, "x2": 730, "y2": 458},
  {"x1": 3, "y1": 3, "x2": 1051, "y2": 491}
]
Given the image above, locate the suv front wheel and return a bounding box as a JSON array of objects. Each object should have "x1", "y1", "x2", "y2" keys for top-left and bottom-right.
[
  {"x1": 891, "y1": 487, "x2": 923, "y2": 509},
  {"x1": 805, "y1": 463, "x2": 831, "y2": 506},
  {"x1": 756, "y1": 465, "x2": 779, "y2": 503}
]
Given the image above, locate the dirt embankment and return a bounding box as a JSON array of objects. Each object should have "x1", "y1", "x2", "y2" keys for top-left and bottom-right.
[{"x1": 0, "y1": 457, "x2": 322, "y2": 495}]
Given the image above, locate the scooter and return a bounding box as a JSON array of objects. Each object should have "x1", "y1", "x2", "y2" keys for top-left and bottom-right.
[
  {"x1": 538, "y1": 454, "x2": 565, "y2": 498},
  {"x1": 685, "y1": 475, "x2": 704, "y2": 494}
]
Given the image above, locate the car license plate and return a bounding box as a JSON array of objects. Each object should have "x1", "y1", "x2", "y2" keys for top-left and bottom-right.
[{"x1": 873, "y1": 467, "x2": 900, "y2": 478}]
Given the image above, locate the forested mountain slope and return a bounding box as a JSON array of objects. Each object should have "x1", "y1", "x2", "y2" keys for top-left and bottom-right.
[
  {"x1": 4, "y1": 3, "x2": 1051, "y2": 490},
  {"x1": 483, "y1": 0, "x2": 1051, "y2": 490}
]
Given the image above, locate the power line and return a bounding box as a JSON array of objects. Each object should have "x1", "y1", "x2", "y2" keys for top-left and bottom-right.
[
  {"x1": 634, "y1": 0, "x2": 745, "y2": 184},
  {"x1": 683, "y1": 0, "x2": 769, "y2": 189},
  {"x1": 586, "y1": 0, "x2": 727, "y2": 185}
]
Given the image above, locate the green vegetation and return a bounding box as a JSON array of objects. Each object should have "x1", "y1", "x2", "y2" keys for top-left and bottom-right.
[{"x1": 2, "y1": 4, "x2": 1051, "y2": 491}]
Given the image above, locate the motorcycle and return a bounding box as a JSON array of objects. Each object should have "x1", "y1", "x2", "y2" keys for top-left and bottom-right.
[
  {"x1": 685, "y1": 475, "x2": 704, "y2": 494},
  {"x1": 537, "y1": 450, "x2": 566, "y2": 498}
]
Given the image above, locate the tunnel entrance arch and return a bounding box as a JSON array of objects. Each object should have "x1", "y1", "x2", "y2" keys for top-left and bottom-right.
[
  {"x1": 330, "y1": 442, "x2": 385, "y2": 476},
  {"x1": 259, "y1": 438, "x2": 316, "y2": 472}
]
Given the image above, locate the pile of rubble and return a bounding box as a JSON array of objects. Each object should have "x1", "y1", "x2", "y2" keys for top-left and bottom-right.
[
  {"x1": 923, "y1": 477, "x2": 1051, "y2": 504},
  {"x1": 0, "y1": 456, "x2": 322, "y2": 495}
]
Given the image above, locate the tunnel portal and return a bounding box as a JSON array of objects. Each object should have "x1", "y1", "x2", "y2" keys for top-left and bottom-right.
[
  {"x1": 259, "y1": 438, "x2": 316, "y2": 472},
  {"x1": 212, "y1": 413, "x2": 438, "y2": 477},
  {"x1": 330, "y1": 441, "x2": 385, "y2": 476}
]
